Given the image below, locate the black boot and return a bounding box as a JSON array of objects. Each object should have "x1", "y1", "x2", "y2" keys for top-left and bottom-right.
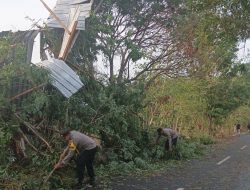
[{"x1": 86, "y1": 178, "x2": 96, "y2": 188}]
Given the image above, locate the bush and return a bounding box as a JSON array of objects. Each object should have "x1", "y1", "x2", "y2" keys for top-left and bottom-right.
[
  {"x1": 175, "y1": 138, "x2": 206, "y2": 159},
  {"x1": 134, "y1": 157, "x2": 148, "y2": 169},
  {"x1": 199, "y1": 135, "x2": 215, "y2": 145}
]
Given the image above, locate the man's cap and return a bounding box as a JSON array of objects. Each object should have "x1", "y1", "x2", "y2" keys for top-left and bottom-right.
[{"x1": 60, "y1": 128, "x2": 71, "y2": 136}]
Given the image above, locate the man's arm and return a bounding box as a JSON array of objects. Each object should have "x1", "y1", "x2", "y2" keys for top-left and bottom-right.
[
  {"x1": 54, "y1": 141, "x2": 77, "y2": 169},
  {"x1": 156, "y1": 135, "x2": 161, "y2": 144},
  {"x1": 60, "y1": 149, "x2": 75, "y2": 165},
  {"x1": 60, "y1": 139, "x2": 79, "y2": 165}
]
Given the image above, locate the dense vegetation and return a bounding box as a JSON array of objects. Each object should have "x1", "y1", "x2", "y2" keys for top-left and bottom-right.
[{"x1": 0, "y1": 0, "x2": 250, "y2": 189}]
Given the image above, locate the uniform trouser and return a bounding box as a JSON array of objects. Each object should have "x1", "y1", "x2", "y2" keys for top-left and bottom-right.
[
  {"x1": 165, "y1": 137, "x2": 178, "y2": 151},
  {"x1": 236, "y1": 128, "x2": 240, "y2": 134},
  {"x1": 76, "y1": 147, "x2": 97, "y2": 183}
]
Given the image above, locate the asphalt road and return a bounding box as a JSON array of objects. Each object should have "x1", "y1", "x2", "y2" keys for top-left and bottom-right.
[{"x1": 111, "y1": 133, "x2": 250, "y2": 190}]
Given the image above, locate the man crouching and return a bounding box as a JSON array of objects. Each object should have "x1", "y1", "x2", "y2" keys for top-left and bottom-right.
[
  {"x1": 156, "y1": 128, "x2": 178, "y2": 151},
  {"x1": 54, "y1": 129, "x2": 97, "y2": 188}
]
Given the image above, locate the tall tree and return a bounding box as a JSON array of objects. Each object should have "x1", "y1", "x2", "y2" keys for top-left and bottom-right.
[
  {"x1": 172, "y1": 0, "x2": 250, "y2": 78},
  {"x1": 66, "y1": 0, "x2": 188, "y2": 84}
]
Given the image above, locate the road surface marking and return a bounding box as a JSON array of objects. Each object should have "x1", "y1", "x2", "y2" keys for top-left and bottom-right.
[
  {"x1": 240, "y1": 145, "x2": 247, "y2": 150},
  {"x1": 177, "y1": 188, "x2": 184, "y2": 190},
  {"x1": 217, "y1": 156, "x2": 231, "y2": 165}
]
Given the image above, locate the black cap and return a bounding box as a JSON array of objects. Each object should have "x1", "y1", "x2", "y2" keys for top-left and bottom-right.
[{"x1": 60, "y1": 128, "x2": 71, "y2": 137}]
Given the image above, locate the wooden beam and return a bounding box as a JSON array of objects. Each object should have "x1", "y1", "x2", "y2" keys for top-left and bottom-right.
[
  {"x1": 94, "y1": 0, "x2": 103, "y2": 13},
  {"x1": 9, "y1": 83, "x2": 46, "y2": 101},
  {"x1": 58, "y1": 4, "x2": 83, "y2": 60},
  {"x1": 19, "y1": 129, "x2": 39, "y2": 153},
  {"x1": 40, "y1": 0, "x2": 71, "y2": 35},
  {"x1": 15, "y1": 113, "x2": 52, "y2": 153},
  {"x1": 59, "y1": 21, "x2": 78, "y2": 60}
]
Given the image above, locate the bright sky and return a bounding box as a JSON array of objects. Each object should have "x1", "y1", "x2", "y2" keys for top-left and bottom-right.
[
  {"x1": 238, "y1": 40, "x2": 250, "y2": 63},
  {"x1": 0, "y1": 0, "x2": 249, "y2": 62},
  {"x1": 0, "y1": 0, "x2": 57, "y2": 31}
]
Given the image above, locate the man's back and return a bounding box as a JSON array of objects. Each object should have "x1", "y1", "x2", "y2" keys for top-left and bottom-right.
[
  {"x1": 162, "y1": 128, "x2": 178, "y2": 139},
  {"x1": 70, "y1": 131, "x2": 96, "y2": 151}
]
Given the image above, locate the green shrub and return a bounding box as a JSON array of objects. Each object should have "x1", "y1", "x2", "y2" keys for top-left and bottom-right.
[
  {"x1": 134, "y1": 157, "x2": 148, "y2": 169},
  {"x1": 199, "y1": 135, "x2": 215, "y2": 145},
  {"x1": 175, "y1": 138, "x2": 206, "y2": 159}
]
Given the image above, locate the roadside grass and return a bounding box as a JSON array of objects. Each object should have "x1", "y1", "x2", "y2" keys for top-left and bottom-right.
[
  {"x1": 97, "y1": 136, "x2": 214, "y2": 177},
  {"x1": 0, "y1": 136, "x2": 214, "y2": 190}
]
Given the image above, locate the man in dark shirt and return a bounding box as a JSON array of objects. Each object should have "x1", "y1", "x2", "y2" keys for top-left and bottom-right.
[
  {"x1": 236, "y1": 123, "x2": 241, "y2": 135},
  {"x1": 54, "y1": 129, "x2": 97, "y2": 187},
  {"x1": 156, "y1": 128, "x2": 178, "y2": 151}
]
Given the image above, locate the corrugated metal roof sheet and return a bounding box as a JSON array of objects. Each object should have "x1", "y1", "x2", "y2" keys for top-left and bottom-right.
[
  {"x1": 37, "y1": 58, "x2": 84, "y2": 98},
  {"x1": 47, "y1": 0, "x2": 93, "y2": 30}
]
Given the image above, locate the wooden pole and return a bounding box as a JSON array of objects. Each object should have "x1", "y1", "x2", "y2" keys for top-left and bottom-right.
[
  {"x1": 44, "y1": 167, "x2": 56, "y2": 183},
  {"x1": 9, "y1": 83, "x2": 46, "y2": 101},
  {"x1": 59, "y1": 21, "x2": 78, "y2": 60},
  {"x1": 39, "y1": 167, "x2": 56, "y2": 190},
  {"x1": 39, "y1": 154, "x2": 64, "y2": 189},
  {"x1": 40, "y1": 0, "x2": 71, "y2": 35}
]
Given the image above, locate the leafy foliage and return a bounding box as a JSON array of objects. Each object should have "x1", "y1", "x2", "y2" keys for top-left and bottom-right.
[
  {"x1": 1, "y1": 0, "x2": 250, "y2": 189},
  {"x1": 206, "y1": 74, "x2": 250, "y2": 124},
  {"x1": 144, "y1": 77, "x2": 208, "y2": 136}
]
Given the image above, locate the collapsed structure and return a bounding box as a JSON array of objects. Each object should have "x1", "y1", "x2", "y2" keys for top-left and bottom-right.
[
  {"x1": 34, "y1": 0, "x2": 94, "y2": 98},
  {"x1": 4, "y1": 0, "x2": 94, "y2": 100},
  {"x1": 0, "y1": 0, "x2": 95, "y2": 161}
]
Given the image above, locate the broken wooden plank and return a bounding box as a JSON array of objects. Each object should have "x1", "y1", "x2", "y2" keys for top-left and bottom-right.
[
  {"x1": 9, "y1": 83, "x2": 46, "y2": 101},
  {"x1": 15, "y1": 114, "x2": 52, "y2": 153},
  {"x1": 40, "y1": 0, "x2": 71, "y2": 34},
  {"x1": 19, "y1": 129, "x2": 39, "y2": 153},
  {"x1": 59, "y1": 21, "x2": 78, "y2": 60}
]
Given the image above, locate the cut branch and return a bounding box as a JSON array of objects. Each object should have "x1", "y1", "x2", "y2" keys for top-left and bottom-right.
[
  {"x1": 9, "y1": 83, "x2": 46, "y2": 101},
  {"x1": 15, "y1": 113, "x2": 52, "y2": 153}
]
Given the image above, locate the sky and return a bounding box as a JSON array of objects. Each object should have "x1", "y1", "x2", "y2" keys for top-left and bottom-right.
[
  {"x1": 238, "y1": 41, "x2": 250, "y2": 63},
  {"x1": 0, "y1": 0, "x2": 249, "y2": 62},
  {"x1": 0, "y1": 0, "x2": 57, "y2": 31}
]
